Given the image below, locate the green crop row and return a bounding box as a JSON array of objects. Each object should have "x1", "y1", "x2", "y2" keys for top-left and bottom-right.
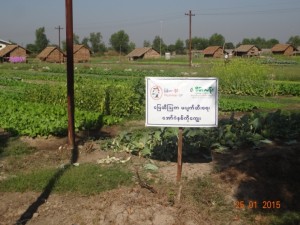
[
  {"x1": 103, "y1": 110, "x2": 300, "y2": 160},
  {"x1": 23, "y1": 77, "x2": 145, "y2": 118},
  {"x1": 0, "y1": 96, "x2": 103, "y2": 137},
  {"x1": 213, "y1": 59, "x2": 300, "y2": 97},
  {"x1": 274, "y1": 81, "x2": 300, "y2": 96}
]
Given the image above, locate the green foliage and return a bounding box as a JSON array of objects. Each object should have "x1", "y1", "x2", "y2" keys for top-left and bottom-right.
[
  {"x1": 240, "y1": 37, "x2": 279, "y2": 49},
  {"x1": 109, "y1": 30, "x2": 131, "y2": 54},
  {"x1": 287, "y1": 35, "x2": 300, "y2": 47},
  {"x1": 275, "y1": 81, "x2": 300, "y2": 96},
  {"x1": 103, "y1": 127, "x2": 178, "y2": 161},
  {"x1": 33, "y1": 27, "x2": 49, "y2": 53},
  {"x1": 102, "y1": 110, "x2": 300, "y2": 160},
  {"x1": 209, "y1": 33, "x2": 225, "y2": 46},
  {"x1": 89, "y1": 32, "x2": 106, "y2": 54},
  {"x1": 23, "y1": 76, "x2": 145, "y2": 118},
  {"x1": 213, "y1": 58, "x2": 273, "y2": 96},
  {"x1": 219, "y1": 98, "x2": 258, "y2": 112},
  {"x1": 0, "y1": 96, "x2": 103, "y2": 137}
]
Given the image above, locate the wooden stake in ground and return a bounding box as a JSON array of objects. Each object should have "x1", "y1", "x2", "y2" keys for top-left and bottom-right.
[{"x1": 177, "y1": 127, "x2": 183, "y2": 182}]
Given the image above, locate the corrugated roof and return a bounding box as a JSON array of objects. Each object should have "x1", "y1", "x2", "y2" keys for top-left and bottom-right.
[
  {"x1": 0, "y1": 39, "x2": 11, "y2": 45},
  {"x1": 127, "y1": 47, "x2": 153, "y2": 58},
  {"x1": 0, "y1": 45, "x2": 18, "y2": 57},
  {"x1": 203, "y1": 46, "x2": 222, "y2": 55},
  {"x1": 235, "y1": 45, "x2": 257, "y2": 52}
]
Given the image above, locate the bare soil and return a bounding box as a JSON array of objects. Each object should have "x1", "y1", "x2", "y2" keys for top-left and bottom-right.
[{"x1": 0, "y1": 126, "x2": 299, "y2": 225}]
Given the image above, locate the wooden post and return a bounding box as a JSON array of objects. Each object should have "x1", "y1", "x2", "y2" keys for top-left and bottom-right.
[
  {"x1": 65, "y1": 0, "x2": 75, "y2": 150},
  {"x1": 177, "y1": 127, "x2": 183, "y2": 182},
  {"x1": 185, "y1": 10, "x2": 195, "y2": 67}
]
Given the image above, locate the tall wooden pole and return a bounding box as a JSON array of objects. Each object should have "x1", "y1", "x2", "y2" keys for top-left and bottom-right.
[
  {"x1": 185, "y1": 10, "x2": 195, "y2": 67},
  {"x1": 65, "y1": 0, "x2": 75, "y2": 150}
]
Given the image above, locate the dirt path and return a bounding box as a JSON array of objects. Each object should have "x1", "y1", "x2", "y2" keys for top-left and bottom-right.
[
  {"x1": 0, "y1": 136, "x2": 214, "y2": 225},
  {"x1": 1, "y1": 131, "x2": 300, "y2": 225}
]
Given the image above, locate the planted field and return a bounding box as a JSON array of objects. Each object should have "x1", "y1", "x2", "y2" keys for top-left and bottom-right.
[
  {"x1": 1, "y1": 58, "x2": 299, "y2": 136},
  {"x1": 0, "y1": 57, "x2": 300, "y2": 224}
]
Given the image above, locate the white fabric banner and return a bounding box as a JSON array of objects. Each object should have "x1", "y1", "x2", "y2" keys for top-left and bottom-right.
[{"x1": 145, "y1": 77, "x2": 218, "y2": 127}]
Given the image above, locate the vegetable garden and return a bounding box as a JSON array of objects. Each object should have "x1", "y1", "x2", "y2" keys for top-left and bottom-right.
[
  {"x1": 0, "y1": 57, "x2": 299, "y2": 151},
  {"x1": 1, "y1": 56, "x2": 300, "y2": 224}
]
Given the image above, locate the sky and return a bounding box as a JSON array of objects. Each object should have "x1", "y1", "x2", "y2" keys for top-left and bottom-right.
[{"x1": 1, "y1": 0, "x2": 300, "y2": 48}]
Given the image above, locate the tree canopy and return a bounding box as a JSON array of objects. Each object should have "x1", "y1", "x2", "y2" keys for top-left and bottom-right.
[
  {"x1": 152, "y1": 35, "x2": 167, "y2": 54},
  {"x1": 209, "y1": 33, "x2": 225, "y2": 46},
  {"x1": 26, "y1": 27, "x2": 49, "y2": 53},
  {"x1": 238, "y1": 37, "x2": 279, "y2": 49},
  {"x1": 287, "y1": 35, "x2": 300, "y2": 47},
  {"x1": 109, "y1": 30, "x2": 131, "y2": 54}
]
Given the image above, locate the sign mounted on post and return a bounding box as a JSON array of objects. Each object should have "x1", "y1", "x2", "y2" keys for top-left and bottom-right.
[{"x1": 145, "y1": 77, "x2": 218, "y2": 127}]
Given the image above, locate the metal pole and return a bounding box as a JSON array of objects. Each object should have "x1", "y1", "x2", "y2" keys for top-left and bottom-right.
[
  {"x1": 65, "y1": 0, "x2": 75, "y2": 150},
  {"x1": 176, "y1": 127, "x2": 183, "y2": 182}
]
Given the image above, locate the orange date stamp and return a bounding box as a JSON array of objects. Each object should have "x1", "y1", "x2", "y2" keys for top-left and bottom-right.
[{"x1": 235, "y1": 200, "x2": 281, "y2": 209}]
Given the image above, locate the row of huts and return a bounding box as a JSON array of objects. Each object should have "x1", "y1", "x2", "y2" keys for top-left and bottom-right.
[
  {"x1": 0, "y1": 43, "x2": 91, "y2": 63},
  {"x1": 125, "y1": 44, "x2": 299, "y2": 60},
  {"x1": 0, "y1": 39, "x2": 299, "y2": 63},
  {"x1": 202, "y1": 44, "x2": 299, "y2": 58}
]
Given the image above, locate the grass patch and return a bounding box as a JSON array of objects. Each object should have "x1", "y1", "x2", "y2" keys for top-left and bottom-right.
[
  {"x1": 0, "y1": 137, "x2": 36, "y2": 158},
  {"x1": 0, "y1": 163, "x2": 133, "y2": 195},
  {"x1": 269, "y1": 211, "x2": 300, "y2": 225}
]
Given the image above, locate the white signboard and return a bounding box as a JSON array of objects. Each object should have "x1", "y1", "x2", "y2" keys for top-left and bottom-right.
[{"x1": 145, "y1": 77, "x2": 218, "y2": 127}]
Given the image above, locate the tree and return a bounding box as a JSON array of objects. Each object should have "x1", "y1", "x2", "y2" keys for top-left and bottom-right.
[
  {"x1": 73, "y1": 34, "x2": 80, "y2": 45},
  {"x1": 209, "y1": 33, "x2": 225, "y2": 46},
  {"x1": 152, "y1": 35, "x2": 167, "y2": 54},
  {"x1": 26, "y1": 44, "x2": 37, "y2": 53},
  {"x1": 168, "y1": 44, "x2": 176, "y2": 53},
  {"x1": 187, "y1": 37, "x2": 209, "y2": 50},
  {"x1": 81, "y1": 37, "x2": 90, "y2": 49},
  {"x1": 266, "y1": 38, "x2": 279, "y2": 48},
  {"x1": 240, "y1": 37, "x2": 279, "y2": 48},
  {"x1": 224, "y1": 42, "x2": 235, "y2": 49},
  {"x1": 109, "y1": 30, "x2": 130, "y2": 54},
  {"x1": 143, "y1": 40, "x2": 151, "y2": 47},
  {"x1": 89, "y1": 32, "x2": 106, "y2": 54},
  {"x1": 287, "y1": 35, "x2": 300, "y2": 47},
  {"x1": 174, "y1": 39, "x2": 185, "y2": 54},
  {"x1": 34, "y1": 27, "x2": 49, "y2": 53},
  {"x1": 128, "y1": 42, "x2": 136, "y2": 52}
]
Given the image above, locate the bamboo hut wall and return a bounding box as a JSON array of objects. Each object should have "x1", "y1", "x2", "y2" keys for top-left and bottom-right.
[
  {"x1": 74, "y1": 48, "x2": 90, "y2": 62},
  {"x1": 46, "y1": 49, "x2": 64, "y2": 63}
]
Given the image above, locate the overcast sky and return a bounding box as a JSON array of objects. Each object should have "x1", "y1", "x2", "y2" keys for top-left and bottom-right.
[{"x1": 1, "y1": 0, "x2": 300, "y2": 47}]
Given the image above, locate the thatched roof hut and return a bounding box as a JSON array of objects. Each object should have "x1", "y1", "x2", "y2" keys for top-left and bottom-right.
[
  {"x1": 74, "y1": 45, "x2": 91, "y2": 63},
  {"x1": 0, "y1": 44, "x2": 29, "y2": 63},
  {"x1": 271, "y1": 44, "x2": 297, "y2": 56},
  {"x1": 127, "y1": 47, "x2": 160, "y2": 60},
  {"x1": 233, "y1": 45, "x2": 261, "y2": 57},
  {"x1": 203, "y1": 46, "x2": 224, "y2": 58},
  {"x1": 37, "y1": 46, "x2": 65, "y2": 63}
]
